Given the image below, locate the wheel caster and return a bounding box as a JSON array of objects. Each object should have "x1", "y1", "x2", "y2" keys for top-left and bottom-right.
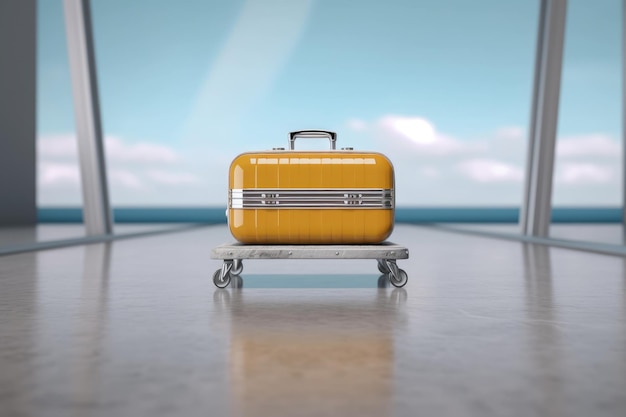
[
  {"x1": 213, "y1": 268, "x2": 231, "y2": 288},
  {"x1": 377, "y1": 259, "x2": 390, "y2": 274},
  {"x1": 388, "y1": 269, "x2": 408, "y2": 288},
  {"x1": 231, "y1": 259, "x2": 243, "y2": 275}
]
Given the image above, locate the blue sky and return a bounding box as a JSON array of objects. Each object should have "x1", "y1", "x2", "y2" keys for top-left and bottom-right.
[{"x1": 37, "y1": 0, "x2": 622, "y2": 206}]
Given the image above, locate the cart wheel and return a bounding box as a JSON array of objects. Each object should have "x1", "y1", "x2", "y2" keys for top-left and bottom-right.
[
  {"x1": 377, "y1": 259, "x2": 390, "y2": 274},
  {"x1": 213, "y1": 269, "x2": 231, "y2": 288},
  {"x1": 388, "y1": 269, "x2": 408, "y2": 288},
  {"x1": 231, "y1": 259, "x2": 244, "y2": 275}
]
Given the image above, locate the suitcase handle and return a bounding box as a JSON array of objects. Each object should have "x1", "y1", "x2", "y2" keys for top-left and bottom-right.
[{"x1": 289, "y1": 130, "x2": 337, "y2": 150}]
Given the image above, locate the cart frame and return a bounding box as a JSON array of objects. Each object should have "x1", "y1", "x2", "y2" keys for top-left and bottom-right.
[{"x1": 211, "y1": 242, "x2": 409, "y2": 288}]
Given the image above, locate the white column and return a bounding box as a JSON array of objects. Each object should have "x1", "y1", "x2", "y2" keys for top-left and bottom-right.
[
  {"x1": 63, "y1": 0, "x2": 112, "y2": 235},
  {"x1": 622, "y1": 0, "x2": 626, "y2": 233},
  {"x1": 521, "y1": 0, "x2": 568, "y2": 237}
]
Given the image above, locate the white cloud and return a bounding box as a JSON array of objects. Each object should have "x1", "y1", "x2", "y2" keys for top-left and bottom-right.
[
  {"x1": 556, "y1": 162, "x2": 614, "y2": 185},
  {"x1": 38, "y1": 135, "x2": 79, "y2": 158},
  {"x1": 457, "y1": 159, "x2": 524, "y2": 183},
  {"x1": 494, "y1": 126, "x2": 525, "y2": 141},
  {"x1": 420, "y1": 166, "x2": 441, "y2": 178},
  {"x1": 39, "y1": 164, "x2": 142, "y2": 190},
  {"x1": 38, "y1": 134, "x2": 181, "y2": 164},
  {"x1": 346, "y1": 118, "x2": 368, "y2": 131},
  {"x1": 147, "y1": 170, "x2": 200, "y2": 185},
  {"x1": 382, "y1": 116, "x2": 437, "y2": 145},
  {"x1": 106, "y1": 137, "x2": 181, "y2": 164},
  {"x1": 37, "y1": 134, "x2": 200, "y2": 200},
  {"x1": 556, "y1": 134, "x2": 620, "y2": 157},
  {"x1": 109, "y1": 169, "x2": 143, "y2": 189},
  {"x1": 376, "y1": 115, "x2": 474, "y2": 155},
  {"x1": 37, "y1": 120, "x2": 623, "y2": 206},
  {"x1": 39, "y1": 162, "x2": 80, "y2": 186}
]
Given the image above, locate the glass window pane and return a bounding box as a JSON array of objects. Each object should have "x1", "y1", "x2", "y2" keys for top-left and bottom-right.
[
  {"x1": 33, "y1": 0, "x2": 87, "y2": 243},
  {"x1": 87, "y1": 0, "x2": 537, "y2": 209},
  {"x1": 37, "y1": 0, "x2": 82, "y2": 208},
  {"x1": 551, "y1": 0, "x2": 622, "y2": 244}
]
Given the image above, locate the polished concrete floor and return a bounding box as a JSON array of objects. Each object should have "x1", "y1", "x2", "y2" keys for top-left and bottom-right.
[
  {"x1": 454, "y1": 224, "x2": 625, "y2": 246},
  {"x1": 0, "y1": 224, "x2": 185, "y2": 249},
  {"x1": 1, "y1": 224, "x2": 625, "y2": 417}
]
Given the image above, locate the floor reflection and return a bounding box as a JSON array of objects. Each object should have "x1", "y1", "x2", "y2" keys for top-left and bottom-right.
[
  {"x1": 522, "y1": 244, "x2": 563, "y2": 417},
  {"x1": 214, "y1": 284, "x2": 407, "y2": 417},
  {"x1": 71, "y1": 243, "x2": 111, "y2": 416}
]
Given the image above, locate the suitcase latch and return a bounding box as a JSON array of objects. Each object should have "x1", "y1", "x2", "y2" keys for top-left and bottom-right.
[
  {"x1": 344, "y1": 193, "x2": 364, "y2": 205},
  {"x1": 261, "y1": 193, "x2": 280, "y2": 205}
]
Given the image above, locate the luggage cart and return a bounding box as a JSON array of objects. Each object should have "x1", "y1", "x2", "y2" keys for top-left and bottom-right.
[{"x1": 211, "y1": 242, "x2": 409, "y2": 288}]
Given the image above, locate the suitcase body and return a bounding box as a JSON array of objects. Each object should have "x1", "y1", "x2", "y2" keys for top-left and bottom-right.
[{"x1": 228, "y1": 131, "x2": 395, "y2": 244}]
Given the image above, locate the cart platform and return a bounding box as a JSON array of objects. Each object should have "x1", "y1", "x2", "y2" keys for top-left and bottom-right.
[{"x1": 211, "y1": 242, "x2": 410, "y2": 288}]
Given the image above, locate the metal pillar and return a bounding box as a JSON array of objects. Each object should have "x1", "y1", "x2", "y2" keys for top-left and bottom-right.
[
  {"x1": 623, "y1": 0, "x2": 626, "y2": 236},
  {"x1": 0, "y1": 0, "x2": 37, "y2": 225},
  {"x1": 63, "y1": 0, "x2": 112, "y2": 235},
  {"x1": 521, "y1": 0, "x2": 568, "y2": 237}
]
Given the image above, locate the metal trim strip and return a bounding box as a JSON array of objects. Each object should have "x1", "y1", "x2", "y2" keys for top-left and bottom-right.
[{"x1": 229, "y1": 188, "x2": 394, "y2": 209}]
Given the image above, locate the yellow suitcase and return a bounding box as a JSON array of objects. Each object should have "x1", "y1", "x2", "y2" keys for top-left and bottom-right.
[{"x1": 228, "y1": 130, "x2": 395, "y2": 244}]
